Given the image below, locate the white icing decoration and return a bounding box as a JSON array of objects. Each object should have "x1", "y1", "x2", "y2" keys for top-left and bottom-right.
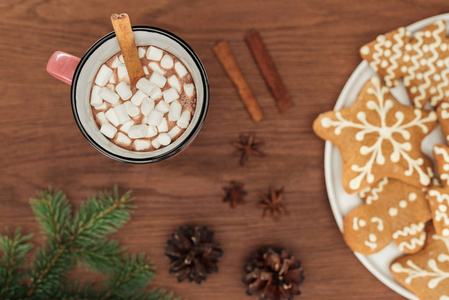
[
  {"x1": 389, "y1": 207, "x2": 398, "y2": 216},
  {"x1": 323, "y1": 77, "x2": 434, "y2": 190},
  {"x1": 399, "y1": 200, "x2": 407, "y2": 208},
  {"x1": 361, "y1": 45, "x2": 370, "y2": 55},
  {"x1": 435, "y1": 146, "x2": 449, "y2": 186},
  {"x1": 370, "y1": 217, "x2": 384, "y2": 231},
  {"x1": 397, "y1": 232, "x2": 426, "y2": 252},
  {"x1": 364, "y1": 240, "x2": 377, "y2": 250},
  {"x1": 409, "y1": 192, "x2": 417, "y2": 201},
  {"x1": 392, "y1": 222, "x2": 425, "y2": 239},
  {"x1": 353, "y1": 217, "x2": 359, "y2": 231},
  {"x1": 359, "y1": 219, "x2": 366, "y2": 227},
  {"x1": 369, "y1": 233, "x2": 377, "y2": 242},
  {"x1": 359, "y1": 177, "x2": 388, "y2": 205}
]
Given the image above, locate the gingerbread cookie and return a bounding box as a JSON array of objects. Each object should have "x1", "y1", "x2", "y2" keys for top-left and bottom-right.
[
  {"x1": 313, "y1": 77, "x2": 436, "y2": 194},
  {"x1": 343, "y1": 177, "x2": 431, "y2": 255},
  {"x1": 427, "y1": 144, "x2": 449, "y2": 237},
  {"x1": 361, "y1": 20, "x2": 449, "y2": 108},
  {"x1": 390, "y1": 224, "x2": 449, "y2": 300}
]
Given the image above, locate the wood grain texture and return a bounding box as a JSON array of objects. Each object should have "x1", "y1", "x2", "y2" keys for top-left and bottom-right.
[{"x1": 1, "y1": 0, "x2": 449, "y2": 299}]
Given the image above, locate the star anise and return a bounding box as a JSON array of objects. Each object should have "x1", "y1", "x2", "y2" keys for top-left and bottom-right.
[
  {"x1": 223, "y1": 181, "x2": 247, "y2": 208},
  {"x1": 258, "y1": 187, "x2": 287, "y2": 220},
  {"x1": 231, "y1": 133, "x2": 264, "y2": 166}
]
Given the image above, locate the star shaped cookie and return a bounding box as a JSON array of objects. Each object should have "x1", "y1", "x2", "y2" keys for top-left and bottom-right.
[
  {"x1": 313, "y1": 77, "x2": 436, "y2": 194},
  {"x1": 427, "y1": 144, "x2": 449, "y2": 237},
  {"x1": 361, "y1": 20, "x2": 449, "y2": 108},
  {"x1": 391, "y1": 224, "x2": 449, "y2": 300},
  {"x1": 343, "y1": 177, "x2": 431, "y2": 255}
]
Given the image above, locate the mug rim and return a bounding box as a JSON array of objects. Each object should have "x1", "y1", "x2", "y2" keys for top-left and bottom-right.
[{"x1": 71, "y1": 26, "x2": 209, "y2": 164}]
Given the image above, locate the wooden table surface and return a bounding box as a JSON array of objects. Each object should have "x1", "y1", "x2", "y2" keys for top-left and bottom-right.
[{"x1": 2, "y1": 0, "x2": 449, "y2": 299}]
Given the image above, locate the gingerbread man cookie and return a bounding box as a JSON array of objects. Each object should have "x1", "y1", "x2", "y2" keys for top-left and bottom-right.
[
  {"x1": 427, "y1": 144, "x2": 449, "y2": 237},
  {"x1": 391, "y1": 224, "x2": 449, "y2": 300},
  {"x1": 343, "y1": 177, "x2": 431, "y2": 255},
  {"x1": 314, "y1": 77, "x2": 436, "y2": 194},
  {"x1": 361, "y1": 20, "x2": 449, "y2": 108}
]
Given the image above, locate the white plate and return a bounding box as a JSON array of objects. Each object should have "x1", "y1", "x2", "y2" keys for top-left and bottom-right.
[{"x1": 325, "y1": 13, "x2": 449, "y2": 299}]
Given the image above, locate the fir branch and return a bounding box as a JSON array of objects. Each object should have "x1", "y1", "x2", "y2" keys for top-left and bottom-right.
[
  {"x1": 101, "y1": 253, "x2": 155, "y2": 299},
  {"x1": 27, "y1": 186, "x2": 133, "y2": 298},
  {"x1": 70, "y1": 239, "x2": 123, "y2": 273},
  {"x1": 30, "y1": 187, "x2": 71, "y2": 242},
  {"x1": 0, "y1": 229, "x2": 33, "y2": 299}
]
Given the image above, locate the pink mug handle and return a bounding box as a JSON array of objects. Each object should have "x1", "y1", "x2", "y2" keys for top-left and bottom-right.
[{"x1": 47, "y1": 51, "x2": 81, "y2": 85}]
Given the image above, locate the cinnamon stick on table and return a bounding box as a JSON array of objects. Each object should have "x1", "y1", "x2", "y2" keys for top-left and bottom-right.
[
  {"x1": 111, "y1": 13, "x2": 145, "y2": 84},
  {"x1": 245, "y1": 31, "x2": 293, "y2": 112},
  {"x1": 213, "y1": 41, "x2": 264, "y2": 123}
]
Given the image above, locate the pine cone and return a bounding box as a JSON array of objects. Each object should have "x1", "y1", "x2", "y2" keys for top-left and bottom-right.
[
  {"x1": 164, "y1": 225, "x2": 223, "y2": 284},
  {"x1": 243, "y1": 246, "x2": 304, "y2": 300}
]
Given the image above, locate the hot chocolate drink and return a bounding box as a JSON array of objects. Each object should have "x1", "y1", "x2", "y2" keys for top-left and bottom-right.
[{"x1": 89, "y1": 45, "x2": 196, "y2": 151}]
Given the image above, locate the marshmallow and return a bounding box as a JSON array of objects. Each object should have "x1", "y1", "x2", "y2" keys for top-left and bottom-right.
[
  {"x1": 149, "y1": 72, "x2": 167, "y2": 88},
  {"x1": 95, "y1": 102, "x2": 108, "y2": 110},
  {"x1": 160, "y1": 54, "x2": 174, "y2": 69},
  {"x1": 177, "y1": 111, "x2": 191, "y2": 129},
  {"x1": 141, "y1": 97, "x2": 155, "y2": 116},
  {"x1": 152, "y1": 138, "x2": 161, "y2": 149},
  {"x1": 105, "y1": 108, "x2": 120, "y2": 127},
  {"x1": 114, "y1": 104, "x2": 130, "y2": 124},
  {"x1": 143, "y1": 66, "x2": 149, "y2": 75},
  {"x1": 175, "y1": 62, "x2": 187, "y2": 78},
  {"x1": 115, "y1": 82, "x2": 132, "y2": 100},
  {"x1": 96, "y1": 112, "x2": 108, "y2": 125},
  {"x1": 119, "y1": 54, "x2": 125, "y2": 64},
  {"x1": 136, "y1": 78, "x2": 157, "y2": 96},
  {"x1": 120, "y1": 120, "x2": 134, "y2": 133},
  {"x1": 147, "y1": 110, "x2": 164, "y2": 126},
  {"x1": 184, "y1": 83, "x2": 194, "y2": 97},
  {"x1": 124, "y1": 101, "x2": 140, "y2": 117},
  {"x1": 157, "y1": 118, "x2": 168, "y2": 133},
  {"x1": 131, "y1": 90, "x2": 147, "y2": 106},
  {"x1": 146, "y1": 46, "x2": 163, "y2": 61},
  {"x1": 155, "y1": 100, "x2": 170, "y2": 113},
  {"x1": 168, "y1": 101, "x2": 182, "y2": 121},
  {"x1": 138, "y1": 47, "x2": 146, "y2": 58},
  {"x1": 158, "y1": 133, "x2": 171, "y2": 146},
  {"x1": 90, "y1": 85, "x2": 103, "y2": 107},
  {"x1": 168, "y1": 75, "x2": 181, "y2": 92},
  {"x1": 100, "y1": 123, "x2": 117, "y2": 139},
  {"x1": 106, "y1": 83, "x2": 115, "y2": 92},
  {"x1": 134, "y1": 139, "x2": 151, "y2": 151},
  {"x1": 95, "y1": 65, "x2": 113, "y2": 86},
  {"x1": 168, "y1": 126, "x2": 181, "y2": 139},
  {"x1": 163, "y1": 87, "x2": 180, "y2": 104},
  {"x1": 115, "y1": 132, "x2": 131, "y2": 146},
  {"x1": 111, "y1": 56, "x2": 121, "y2": 68},
  {"x1": 99, "y1": 87, "x2": 119, "y2": 105},
  {"x1": 148, "y1": 62, "x2": 165, "y2": 75},
  {"x1": 117, "y1": 64, "x2": 130, "y2": 82},
  {"x1": 128, "y1": 124, "x2": 148, "y2": 139},
  {"x1": 149, "y1": 87, "x2": 162, "y2": 100},
  {"x1": 108, "y1": 74, "x2": 117, "y2": 84},
  {"x1": 146, "y1": 125, "x2": 158, "y2": 137}
]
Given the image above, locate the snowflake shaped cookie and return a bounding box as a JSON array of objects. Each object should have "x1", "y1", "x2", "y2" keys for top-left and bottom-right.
[
  {"x1": 313, "y1": 77, "x2": 436, "y2": 194},
  {"x1": 343, "y1": 178, "x2": 431, "y2": 255},
  {"x1": 391, "y1": 224, "x2": 449, "y2": 300},
  {"x1": 361, "y1": 20, "x2": 449, "y2": 108},
  {"x1": 427, "y1": 144, "x2": 449, "y2": 238}
]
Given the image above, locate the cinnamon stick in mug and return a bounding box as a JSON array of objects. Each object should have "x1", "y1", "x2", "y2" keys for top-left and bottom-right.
[
  {"x1": 111, "y1": 13, "x2": 145, "y2": 84},
  {"x1": 213, "y1": 41, "x2": 264, "y2": 122},
  {"x1": 245, "y1": 31, "x2": 293, "y2": 112}
]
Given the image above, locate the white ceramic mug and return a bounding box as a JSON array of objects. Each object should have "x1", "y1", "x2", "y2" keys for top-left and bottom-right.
[{"x1": 47, "y1": 27, "x2": 209, "y2": 163}]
